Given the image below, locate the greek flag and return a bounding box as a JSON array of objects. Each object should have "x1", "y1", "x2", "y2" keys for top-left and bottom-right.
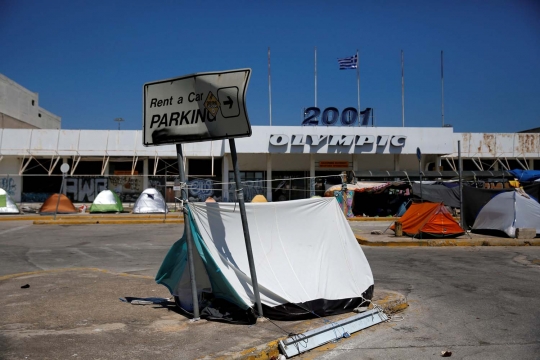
[{"x1": 337, "y1": 54, "x2": 357, "y2": 70}]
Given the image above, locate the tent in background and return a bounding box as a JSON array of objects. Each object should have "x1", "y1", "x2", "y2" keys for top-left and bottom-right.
[
  {"x1": 156, "y1": 197, "x2": 374, "y2": 323},
  {"x1": 391, "y1": 202, "x2": 465, "y2": 238},
  {"x1": 462, "y1": 184, "x2": 540, "y2": 229},
  {"x1": 133, "y1": 188, "x2": 167, "y2": 214},
  {"x1": 0, "y1": 188, "x2": 20, "y2": 214},
  {"x1": 251, "y1": 194, "x2": 267, "y2": 203},
  {"x1": 39, "y1": 194, "x2": 77, "y2": 214},
  {"x1": 89, "y1": 190, "x2": 124, "y2": 213},
  {"x1": 472, "y1": 190, "x2": 540, "y2": 238}
]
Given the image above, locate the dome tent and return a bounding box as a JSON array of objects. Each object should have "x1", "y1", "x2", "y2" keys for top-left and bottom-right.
[
  {"x1": 0, "y1": 188, "x2": 20, "y2": 214},
  {"x1": 133, "y1": 188, "x2": 168, "y2": 214},
  {"x1": 391, "y1": 202, "x2": 465, "y2": 238},
  {"x1": 89, "y1": 190, "x2": 124, "y2": 213},
  {"x1": 472, "y1": 190, "x2": 540, "y2": 238},
  {"x1": 39, "y1": 194, "x2": 77, "y2": 214},
  {"x1": 251, "y1": 195, "x2": 267, "y2": 203}
]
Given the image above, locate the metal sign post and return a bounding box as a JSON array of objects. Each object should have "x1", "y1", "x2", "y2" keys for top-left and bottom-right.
[
  {"x1": 54, "y1": 163, "x2": 70, "y2": 220},
  {"x1": 229, "y1": 138, "x2": 264, "y2": 318},
  {"x1": 458, "y1": 141, "x2": 464, "y2": 229},
  {"x1": 143, "y1": 68, "x2": 257, "y2": 320},
  {"x1": 416, "y1": 147, "x2": 422, "y2": 202},
  {"x1": 176, "y1": 143, "x2": 200, "y2": 320}
]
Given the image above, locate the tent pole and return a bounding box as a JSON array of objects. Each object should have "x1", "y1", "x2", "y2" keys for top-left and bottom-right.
[
  {"x1": 458, "y1": 140, "x2": 464, "y2": 230},
  {"x1": 176, "y1": 143, "x2": 200, "y2": 320},
  {"x1": 229, "y1": 138, "x2": 264, "y2": 319}
]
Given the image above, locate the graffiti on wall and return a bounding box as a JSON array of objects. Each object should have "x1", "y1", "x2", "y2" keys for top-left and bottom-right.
[
  {"x1": 109, "y1": 176, "x2": 143, "y2": 193},
  {"x1": 188, "y1": 179, "x2": 214, "y2": 201},
  {"x1": 0, "y1": 177, "x2": 16, "y2": 197},
  {"x1": 228, "y1": 181, "x2": 264, "y2": 202},
  {"x1": 65, "y1": 178, "x2": 108, "y2": 202}
]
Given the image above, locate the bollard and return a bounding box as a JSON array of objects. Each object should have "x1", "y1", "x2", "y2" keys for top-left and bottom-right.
[{"x1": 395, "y1": 221, "x2": 403, "y2": 237}]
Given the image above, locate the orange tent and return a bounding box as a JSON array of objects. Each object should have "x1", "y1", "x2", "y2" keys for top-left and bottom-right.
[
  {"x1": 390, "y1": 202, "x2": 464, "y2": 238},
  {"x1": 39, "y1": 194, "x2": 78, "y2": 214}
]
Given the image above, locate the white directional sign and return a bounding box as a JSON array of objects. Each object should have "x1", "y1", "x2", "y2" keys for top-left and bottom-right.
[{"x1": 143, "y1": 68, "x2": 252, "y2": 146}]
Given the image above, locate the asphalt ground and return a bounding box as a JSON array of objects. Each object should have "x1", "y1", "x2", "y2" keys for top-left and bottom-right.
[
  {"x1": 1, "y1": 222, "x2": 539, "y2": 359},
  {"x1": 0, "y1": 221, "x2": 405, "y2": 360}
]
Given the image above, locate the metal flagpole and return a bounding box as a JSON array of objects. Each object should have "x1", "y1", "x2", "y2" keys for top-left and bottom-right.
[
  {"x1": 176, "y1": 143, "x2": 200, "y2": 320},
  {"x1": 357, "y1": 49, "x2": 360, "y2": 126},
  {"x1": 401, "y1": 50, "x2": 405, "y2": 127},
  {"x1": 458, "y1": 140, "x2": 464, "y2": 230},
  {"x1": 229, "y1": 138, "x2": 264, "y2": 318},
  {"x1": 268, "y1": 47, "x2": 272, "y2": 126},
  {"x1": 441, "y1": 50, "x2": 445, "y2": 127},
  {"x1": 314, "y1": 46, "x2": 317, "y2": 108}
]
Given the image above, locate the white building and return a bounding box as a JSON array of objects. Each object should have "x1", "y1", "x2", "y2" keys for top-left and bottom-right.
[
  {"x1": 0, "y1": 74, "x2": 61, "y2": 130},
  {"x1": 0, "y1": 127, "x2": 538, "y2": 204}
]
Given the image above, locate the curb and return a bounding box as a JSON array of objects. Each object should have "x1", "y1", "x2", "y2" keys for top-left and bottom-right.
[
  {"x1": 33, "y1": 219, "x2": 183, "y2": 225},
  {"x1": 355, "y1": 234, "x2": 540, "y2": 247},
  {"x1": 203, "y1": 290, "x2": 407, "y2": 360},
  {"x1": 0, "y1": 214, "x2": 182, "y2": 221}
]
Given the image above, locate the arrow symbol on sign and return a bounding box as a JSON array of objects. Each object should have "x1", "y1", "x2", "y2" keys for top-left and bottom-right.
[{"x1": 223, "y1": 96, "x2": 233, "y2": 109}]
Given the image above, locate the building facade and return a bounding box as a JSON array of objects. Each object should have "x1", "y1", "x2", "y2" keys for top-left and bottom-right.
[
  {"x1": 0, "y1": 74, "x2": 61, "y2": 130},
  {"x1": 0, "y1": 127, "x2": 538, "y2": 204}
]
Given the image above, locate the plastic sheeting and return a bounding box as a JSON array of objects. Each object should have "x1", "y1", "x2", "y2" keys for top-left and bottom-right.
[
  {"x1": 509, "y1": 169, "x2": 540, "y2": 182},
  {"x1": 157, "y1": 197, "x2": 374, "y2": 319},
  {"x1": 411, "y1": 183, "x2": 460, "y2": 208},
  {"x1": 472, "y1": 191, "x2": 540, "y2": 238}
]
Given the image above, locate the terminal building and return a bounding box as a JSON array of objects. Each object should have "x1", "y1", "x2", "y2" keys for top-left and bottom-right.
[{"x1": 0, "y1": 75, "x2": 538, "y2": 206}]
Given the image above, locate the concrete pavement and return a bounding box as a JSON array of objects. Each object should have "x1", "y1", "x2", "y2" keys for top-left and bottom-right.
[{"x1": 0, "y1": 221, "x2": 406, "y2": 360}]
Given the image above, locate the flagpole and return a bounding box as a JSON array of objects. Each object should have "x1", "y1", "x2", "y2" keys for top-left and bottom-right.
[
  {"x1": 357, "y1": 49, "x2": 360, "y2": 126},
  {"x1": 268, "y1": 47, "x2": 272, "y2": 126},
  {"x1": 314, "y1": 46, "x2": 317, "y2": 108},
  {"x1": 401, "y1": 49, "x2": 405, "y2": 127},
  {"x1": 441, "y1": 50, "x2": 445, "y2": 127}
]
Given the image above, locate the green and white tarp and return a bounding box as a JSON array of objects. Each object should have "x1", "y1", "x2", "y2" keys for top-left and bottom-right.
[
  {"x1": 156, "y1": 197, "x2": 374, "y2": 321},
  {"x1": 89, "y1": 190, "x2": 124, "y2": 213},
  {"x1": 0, "y1": 188, "x2": 20, "y2": 214}
]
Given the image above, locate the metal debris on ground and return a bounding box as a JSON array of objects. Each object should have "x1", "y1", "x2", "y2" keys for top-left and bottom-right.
[
  {"x1": 441, "y1": 350, "x2": 452, "y2": 357},
  {"x1": 371, "y1": 230, "x2": 383, "y2": 235}
]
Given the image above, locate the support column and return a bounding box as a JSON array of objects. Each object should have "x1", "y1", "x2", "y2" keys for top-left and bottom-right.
[
  {"x1": 393, "y1": 154, "x2": 401, "y2": 171},
  {"x1": 266, "y1": 154, "x2": 272, "y2": 201},
  {"x1": 529, "y1": 158, "x2": 534, "y2": 170},
  {"x1": 435, "y1": 156, "x2": 442, "y2": 171},
  {"x1": 310, "y1": 153, "x2": 315, "y2": 197},
  {"x1": 493, "y1": 159, "x2": 499, "y2": 171},
  {"x1": 393, "y1": 154, "x2": 401, "y2": 181},
  {"x1": 222, "y1": 154, "x2": 229, "y2": 202},
  {"x1": 143, "y1": 158, "x2": 149, "y2": 190},
  {"x1": 352, "y1": 154, "x2": 360, "y2": 172}
]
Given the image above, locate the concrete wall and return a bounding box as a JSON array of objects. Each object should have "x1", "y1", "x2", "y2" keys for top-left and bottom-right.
[
  {"x1": 0, "y1": 74, "x2": 61, "y2": 129},
  {"x1": 0, "y1": 113, "x2": 39, "y2": 129}
]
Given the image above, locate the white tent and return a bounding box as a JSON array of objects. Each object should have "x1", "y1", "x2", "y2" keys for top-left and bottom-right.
[
  {"x1": 0, "y1": 188, "x2": 20, "y2": 214},
  {"x1": 156, "y1": 197, "x2": 374, "y2": 321},
  {"x1": 472, "y1": 190, "x2": 540, "y2": 237},
  {"x1": 133, "y1": 188, "x2": 168, "y2": 214}
]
